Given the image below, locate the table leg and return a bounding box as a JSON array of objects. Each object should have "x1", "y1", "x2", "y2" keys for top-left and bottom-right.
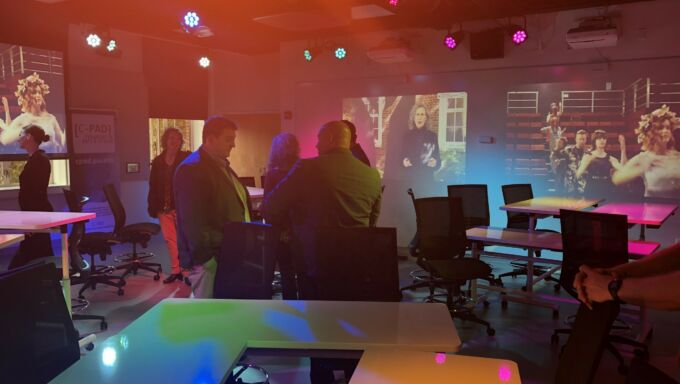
[
  {"x1": 529, "y1": 215, "x2": 536, "y2": 231},
  {"x1": 525, "y1": 248, "x2": 534, "y2": 293},
  {"x1": 639, "y1": 224, "x2": 646, "y2": 241},
  {"x1": 60, "y1": 225, "x2": 71, "y2": 315}
]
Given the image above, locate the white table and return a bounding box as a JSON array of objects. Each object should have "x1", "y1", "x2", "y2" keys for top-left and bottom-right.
[
  {"x1": 0, "y1": 233, "x2": 25, "y2": 249},
  {"x1": 501, "y1": 196, "x2": 602, "y2": 230},
  {"x1": 0, "y1": 210, "x2": 95, "y2": 313},
  {"x1": 52, "y1": 298, "x2": 461, "y2": 383},
  {"x1": 350, "y1": 350, "x2": 521, "y2": 384}
]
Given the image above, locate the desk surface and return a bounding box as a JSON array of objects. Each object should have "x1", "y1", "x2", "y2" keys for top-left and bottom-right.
[
  {"x1": 52, "y1": 299, "x2": 461, "y2": 384},
  {"x1": 593, "y1": 202, "x2": 678, "y2": 226},
  {"x1": 500, "y1": 197, "x2": 602, "y2": 216},
  {"x1": 467, "y1": 226, "x2": 563, "y2": 251},
  {"x1": 350, "y1": 350, "x2": 521, "y2": 384},
  {"x1": 0, "y1": 234, "x2": 24, "y2": 249},
  {"x1": 467, "y1": 226, "x2": 659, "y2": 257},
  {"x1": 0, "y1": 211, "x2": 95, "y2": 231},
  {"x1": 247, "y1": 186, "x2": 264, "y2": 199}
]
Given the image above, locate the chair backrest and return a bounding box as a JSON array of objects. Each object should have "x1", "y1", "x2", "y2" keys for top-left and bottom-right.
[
  {"x1": 556, "y1": 302, "x2": 620, "y2": 384},
  {"x1": 62, "y1": 188, "x2": 82, "y2": 213},
  {"x1": 213, "y1": 222, "x2": 277, "y2": 299},
  {"x1": 0, "y1": 262, "x2": 80, "y2": 383},
  {"x1": 296, "y1": 226, "x2": 401, "y2": 302},
  {"x1": 413, "y1": 196, "x2": 467, "y2": 261},
  {"x1": 447, "y1": 184, "x2": 490, "y2": 229},
  {"x1": 103, "y1": 183, "x2": 126, "y2": 233},
  {"x1": 501, "y1": 183, "x2": 534, "y2": 230},
  {"x1": 559, "y1": 209, "x2": 629, "y2": 297},
  {"x1": 238, "y1": 176, "x2": 256, "y2": 188}
]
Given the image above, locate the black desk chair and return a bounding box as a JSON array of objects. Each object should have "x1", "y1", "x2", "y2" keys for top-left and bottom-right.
[
  {"x1": 555, "y1": 301, "x2": 621, "y2": 384},
  {"x1": 103, "y1": 184, "x2": 162, "y2": 281},
  {"x1": 63, "y1": 189, "x2": 125, "y2": 297},
  {"x1": 296, "y1": 226, "x2": 402, "y2": 384},
  {"x1": 553, "y1": 209, "x2": 649, "y2": 375},
  {"x1": 214, "y1": 222, "x2": 275, "y2": 384},
  {"x1": 447, "y1": 184, "x2": 490, "y2": 229},
  {"x1": 499, "y1": 184, "x2": 560, "y2": 291},
  {"x1": 0, "y1": 263, "x2": 81, "y2": 383}
]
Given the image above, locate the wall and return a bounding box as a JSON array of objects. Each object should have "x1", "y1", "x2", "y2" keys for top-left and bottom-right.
[{"x1": 278, "y1": 0, "x2": 680, "y2": 245}]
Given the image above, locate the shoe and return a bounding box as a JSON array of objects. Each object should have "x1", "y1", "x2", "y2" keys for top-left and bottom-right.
[{"x1": 163, "y1": 274, "x2": 180, "y2": 284}]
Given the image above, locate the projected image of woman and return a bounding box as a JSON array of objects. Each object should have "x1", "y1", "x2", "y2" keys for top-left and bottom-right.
[
  {"x1": 613, "y1": 105, "x2": 680, "y2": 198},
  {"x1": 400, "y1": 104, "x2": 439, "y2": 185},
  {"x1": 0, "y1": 72, "x2": 65, "y2": 152},
  {"x1": 576, "y1": 129, "x2": 627, "y2": 198}
]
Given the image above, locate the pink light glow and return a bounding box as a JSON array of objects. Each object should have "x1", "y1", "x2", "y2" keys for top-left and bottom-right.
[
  {"x1": 434, "y1": 352, "x2": 446, "y2": 365},
  {"x1": 512, "y1": 29, "x2": 527, "y2": 44},
  {"x1": 444, "y1": 35, "x2": 457, "y2": 49},
  {"x1": 499, "y1": 364, "x2": 512, "y2": 382},
  {"x1": 388, "y1": 0, "x2": 398, "y2": 6}
]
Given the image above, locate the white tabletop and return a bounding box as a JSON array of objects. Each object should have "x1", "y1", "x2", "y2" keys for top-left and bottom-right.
[
  {"x1": 0, "y1": 234, "x2": 24, "y2": 249},
  {"x1": 593, "y1": 202, "x2": 678, "y2": 226},
  {"x1": 350, "y1": 350, "x2": 521, "y2": 384},
  {"x1": 0, "y1": 211, "x2": 95, "y2": 231},
  {"x1": 52, "y1": 299, "x2": 461, "y2": 383},
  {"x1": 247, "y1": 186, "x2": 264, "y2": 199},
  {"x1": 500, "y1": 197, "x2": 602, "y2": 216},
  {"x1": 467, "y1": 226, "x2": 563, "y2": 251}
]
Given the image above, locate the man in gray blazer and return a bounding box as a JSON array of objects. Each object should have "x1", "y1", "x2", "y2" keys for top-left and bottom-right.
[{"x1": 174, "y1": 116, "x2": 250, "y2": 298}]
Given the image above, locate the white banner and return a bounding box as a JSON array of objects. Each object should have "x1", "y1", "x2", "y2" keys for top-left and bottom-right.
[{"x1": 71, "y1": 112, "x2": 116, "y2": 154}]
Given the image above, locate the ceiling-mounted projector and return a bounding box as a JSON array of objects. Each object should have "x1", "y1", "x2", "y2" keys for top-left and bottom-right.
[
  {"x1": 566, "y1": 18, "x2": 618, "y2": 49},
  {"x1": 366, "y1": 38, "x2": 414, "y2": 64}
]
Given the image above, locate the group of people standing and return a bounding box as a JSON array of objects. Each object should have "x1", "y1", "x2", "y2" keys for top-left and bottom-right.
[{"x1": 545, "y1": 103, "x2": 680, "y2": 199}]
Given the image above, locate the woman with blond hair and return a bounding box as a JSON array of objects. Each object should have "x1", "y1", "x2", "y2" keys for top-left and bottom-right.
[
  {"x1": 613, "y1": 105, "x2": 680, "y2": 198},
  {"x1": 1, "y1": 72, "x2": 65, "y2": 152}
]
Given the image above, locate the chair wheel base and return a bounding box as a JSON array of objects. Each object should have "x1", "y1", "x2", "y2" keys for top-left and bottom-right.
[
  {"x1": 487, "y1": 328, "x2": 496, "y2": 336},
  {"x1": 483, "y1": 300, "x2": 490, "y2": 308},
  {"x1": 153, "y1": 274, "x2": 160, "y2": 281},
  {"x1": 101, "y1": 321, "x2": 108, "y2": 331},
  {"x1": 85, "y1": 343, "x2": 94, "y2": 351}
]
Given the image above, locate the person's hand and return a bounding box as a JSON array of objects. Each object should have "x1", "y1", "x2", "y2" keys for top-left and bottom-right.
[
  {"x1": 403, "y1": 158, "x2": 412, "y2": 168},
  {"x1": 618, "y1": 134, "x2": 626, "y2": 147},
  {"x1": 576, "y1": 265, "x2": 615, "y2": 309},
  {"x1": 1, "y1": 96, "x2": 8, "y2": 110},
  {"x1": 427, "y1": 158, "x2": 437, "y2": 168}
]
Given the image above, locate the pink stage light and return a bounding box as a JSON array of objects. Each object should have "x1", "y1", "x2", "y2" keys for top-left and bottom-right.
[
  {"x1": 388, "y1": 0, "x2": 398, "y2": 6},
  {"x1": 444, "y1": 34, "x2": 457, "y2": 49},
  {"x1": 512, "y1": 28, "x2": 527, "y2": 44},
  {"x1": 434, "y1": 352, "x2": 447, "y2": 365}
]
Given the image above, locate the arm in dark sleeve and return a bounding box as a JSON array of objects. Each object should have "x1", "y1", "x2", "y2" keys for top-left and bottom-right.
[
  {"x1": 147, "y1": 158, "x2": 158, "y2": 218},
  {"x1": 174, "y1": 165, "x2": 220, "y2": 267},
  {"x1": 369, "y1": 174, "x2": 382, "y2": 227},
  {"x1": 262, "y1": 160, "x2": 307, "y2": 226}
]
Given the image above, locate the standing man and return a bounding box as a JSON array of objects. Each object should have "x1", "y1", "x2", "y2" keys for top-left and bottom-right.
[
  {"x1": 564, "y1": 129, "x2": 589, "y2": 195},
  {"x1": 263, "y1": 120, "x2": 382, "y2": 384},
  {"x1": 174, "y1": 116, "x2": 250, "y2": 298}
]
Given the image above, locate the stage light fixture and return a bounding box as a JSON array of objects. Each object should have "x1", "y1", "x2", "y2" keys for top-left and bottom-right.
[
  {"x1": 335, "y1": 47, "x2": 347, "y2": 60},
  {"x1": 443, "y1": 29, "x2": 464, "y2": 50},
  {"x1": 86, "y1": 33, "x2": 102, "y2": 48},
  {"x1": 388, "y1": 0, "x2": 398, "y2": 6},
  {"x1": 106, "y1": 39, "x2": 117, "y2": 52},
  {"x1": 511, "y1": 27, "x2": 527, "y2": 44},
  {"x1": 303, "y1": 49, "x2": 313, "y2": 62},
  {"x1": 199, "y1": 56, "x2": 211, "y2": 68},
  {"x1": 184, "y1": 11, "x2": 200, "y2": 28}
]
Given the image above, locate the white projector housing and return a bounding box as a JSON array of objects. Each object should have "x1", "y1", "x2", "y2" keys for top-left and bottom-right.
[
  {"x1": 366, "y1": 39, "x2": 414, "y2": 64},
  {"x1": 566, "y1": 26, "x2": 618, "y2": 49}
]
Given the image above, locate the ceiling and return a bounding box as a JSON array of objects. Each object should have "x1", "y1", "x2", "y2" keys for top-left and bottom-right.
[{"x1": 25, "y1": 0, "x2": 647, "y2": 54}]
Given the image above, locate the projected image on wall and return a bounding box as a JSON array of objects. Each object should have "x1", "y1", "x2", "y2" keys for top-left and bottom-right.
[
  {"x1": 0, "y1": 44, "x2": 67, "y2": 155},
  {"x1": 343, "y1": 92, "x2": 467, "y2": 190},
  {"x1": 505, "y1": 78, "x2": 680, "y2": 200}
]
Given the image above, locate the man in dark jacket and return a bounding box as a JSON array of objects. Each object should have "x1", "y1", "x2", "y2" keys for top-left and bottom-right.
[
  {"x1": 341, "y1": 120, "x2": 371, "y2": 166},
  {"x1": 262, "y1": 120, "x2": 382, "y2": 384},
  {"x1": 174, "y1": 116, "x2": 250, "y2": 298}
]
